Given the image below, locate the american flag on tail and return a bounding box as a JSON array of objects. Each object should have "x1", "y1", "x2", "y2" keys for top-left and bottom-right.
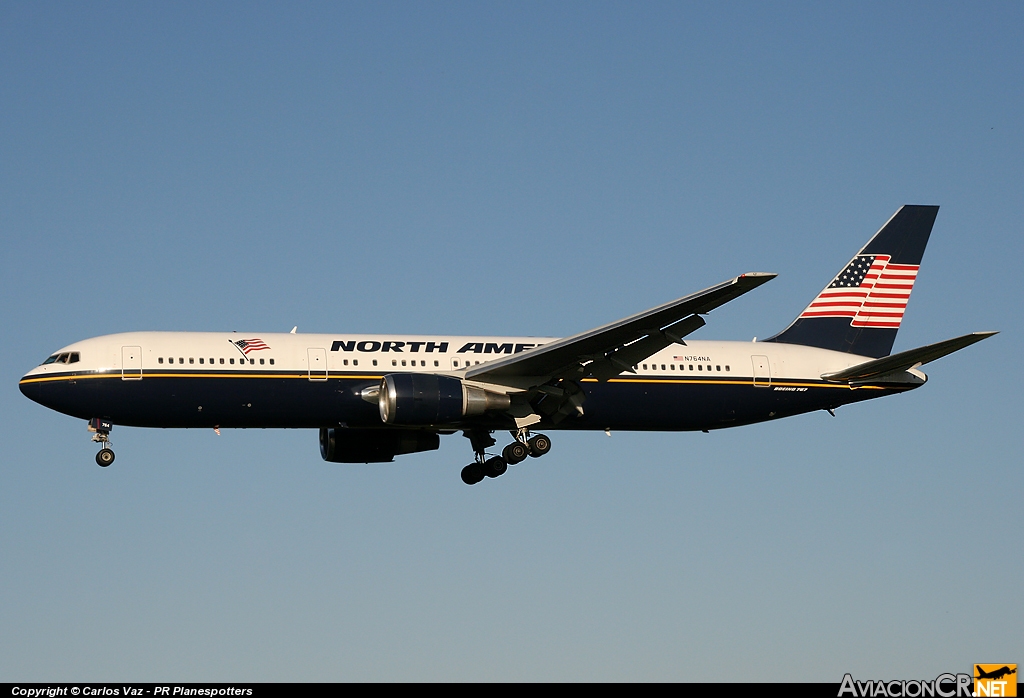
[
  {"x1": 232, "y1": 338, "x2": 270, "y2": 355},
  {"x1": 798, "y1": 254, "x2": 919, "y2": 329}
]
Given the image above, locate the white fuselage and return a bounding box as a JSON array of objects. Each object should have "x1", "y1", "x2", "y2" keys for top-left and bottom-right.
[{"x1": 20, "y1": 330, "x2": 923, "y2": 433}]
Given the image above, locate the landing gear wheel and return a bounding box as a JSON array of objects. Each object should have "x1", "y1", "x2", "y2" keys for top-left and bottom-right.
[
  {"x1": 484, "y1": 456, "x2": 508, "y2": 478},
  {"x1": 527, "y1": 434, "x2": 551, "y2": 458},
  {"x1": 461, "y1": 463, "x2": 484, "y2": 485},
  {"x1": 502, "y1": 442, "x2": 529, "y2": 465},
  {"x1": 96, "y1": 449, "x2": 115, "y2": 467}
]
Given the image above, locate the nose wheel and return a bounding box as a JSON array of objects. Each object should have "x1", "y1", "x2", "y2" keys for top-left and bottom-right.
[
  {"x1": 460, "y1": 428, "x2": 551, "y2": 485},
  {"x1": 88, "y1": 418, "x2": 115, "y2": 467},
  {"x1": 96, "y1": 448, "x2": 115, "y2": 467}
]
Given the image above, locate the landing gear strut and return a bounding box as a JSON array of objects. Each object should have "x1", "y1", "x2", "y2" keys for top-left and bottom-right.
[
  {"x1": 88, "y1": 418, "x2": 114, "y2": 467},
  {"x1": 460, "y1": 427, "x2": 552, "y2": 485},
  {"x1": 460, "y1": 430, "x2": 493, "y2": 485}
]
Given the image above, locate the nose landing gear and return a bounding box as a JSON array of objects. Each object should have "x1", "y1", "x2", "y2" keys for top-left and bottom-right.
[
  {"x1": 460, "y1": 428, "x2": 552, "y2": 485},
  {"x1": 88, "y1": 418, "x2": 115, "y2": 467}
]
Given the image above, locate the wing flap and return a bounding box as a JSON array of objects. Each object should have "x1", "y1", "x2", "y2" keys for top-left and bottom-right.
[{"x1": 821, "y1": 331, "x2": 997, "y2": 383}]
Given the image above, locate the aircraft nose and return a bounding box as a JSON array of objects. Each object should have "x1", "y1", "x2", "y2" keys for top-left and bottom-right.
[
  {"x1": 19, "y1": 365, "x2": 60, "y2": 408},
  {"x1": 19, "y1": 374, "x2": 44, "y2": 405}
]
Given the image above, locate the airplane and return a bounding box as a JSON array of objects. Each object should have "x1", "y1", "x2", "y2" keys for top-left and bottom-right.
[
  {"x1": 975, "y1": 666, "x2": 1016, "y2": 681},
  {"x1": 19, "y1": 205, "x2": 996, "y2": 485}
]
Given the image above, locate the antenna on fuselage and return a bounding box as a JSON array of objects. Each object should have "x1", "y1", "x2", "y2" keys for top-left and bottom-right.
[{"x1": 290, "y1": 326, "x2": 297, "y2": 334}]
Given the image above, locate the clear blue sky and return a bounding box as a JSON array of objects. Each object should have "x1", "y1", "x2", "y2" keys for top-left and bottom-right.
[{"x1": 1, "y1": 1, "x2": 1020, "y2": 681}]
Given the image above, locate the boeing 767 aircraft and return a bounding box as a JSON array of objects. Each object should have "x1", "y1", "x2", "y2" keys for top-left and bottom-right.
[{"x1": 20, "y1": 205, "x2": 995, "y2": 484}]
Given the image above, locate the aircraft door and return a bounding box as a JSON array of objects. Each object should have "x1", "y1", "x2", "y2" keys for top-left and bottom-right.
[
  {"x1": 122, "y1": 346, "x2": 143, "y2": 380},
  {"x1": 751, "y1": 355, "x2": 771, "y2": 387},
  {"x1": 307, "y1": 347, "x2": 328, "y2": 381}
]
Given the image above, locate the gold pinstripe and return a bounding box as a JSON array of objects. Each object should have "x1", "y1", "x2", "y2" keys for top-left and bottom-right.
[
  {"x1": 21, "y1": 372, "x2": 889, "y2": 390},
  {"x1": 597, "y1": 377, "x2": 882, "y2": 390},
  {"x1": 19, "y1": 372, "x2": 383, "y2": 384}
]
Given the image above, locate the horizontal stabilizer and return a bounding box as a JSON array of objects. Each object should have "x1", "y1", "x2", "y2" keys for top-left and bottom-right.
[{"x1": 821, "y1": 331, "x2": 997, "y2": 383}]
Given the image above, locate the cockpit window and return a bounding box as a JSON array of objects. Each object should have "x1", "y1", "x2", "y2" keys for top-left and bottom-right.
[{"x1": 40, "y1": 352, "x2": 80, "y2": 366}]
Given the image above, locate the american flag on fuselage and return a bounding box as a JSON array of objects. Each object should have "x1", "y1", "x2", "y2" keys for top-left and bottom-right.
[
  {"x1": 233, "y1": 338, "x2": 270, "y2": 355},
  {"x1": 798, "y1": 254, "x2": 919, "y2": 329}
]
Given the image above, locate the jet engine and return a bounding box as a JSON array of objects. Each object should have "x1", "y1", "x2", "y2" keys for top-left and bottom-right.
[
  {"x1": 319, "y1": 427, "x2": 440, "y2": 463},
  {"x1": 378, "y1": 373, "x2": 511, "y2": 426}
]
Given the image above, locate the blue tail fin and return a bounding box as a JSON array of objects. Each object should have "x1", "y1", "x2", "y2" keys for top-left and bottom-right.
[{"x1": 763, "y1": 205, "x2": 939, "y2": 358}]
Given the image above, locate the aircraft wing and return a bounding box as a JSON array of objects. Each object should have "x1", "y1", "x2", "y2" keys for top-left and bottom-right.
[
  {"x1": 821, "y1": 331, "x2": 997, "y2": 383},
  {"x1": 466, "y1": 272, "x2": 776, "y2": 384}
]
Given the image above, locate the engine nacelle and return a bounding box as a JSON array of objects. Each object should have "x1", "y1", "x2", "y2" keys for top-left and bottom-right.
[
  {"x1": 319, "y1": 427, "x2": 440, "y2": 463},
  {"x1": 379, "y1": 373, "x2": 511, "y2": 426}
]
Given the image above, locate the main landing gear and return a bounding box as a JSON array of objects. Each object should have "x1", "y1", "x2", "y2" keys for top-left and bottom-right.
[
  {"x1": 460, "y1": 428, "x2": 552, "y2": 485},
  {"x1": 88, "y1": 418, "x2": 115, "y2": 467}
]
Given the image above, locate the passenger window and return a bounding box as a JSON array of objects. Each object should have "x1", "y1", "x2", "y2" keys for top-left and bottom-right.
[
  {"x1": 698, "y1": 365, "x2": 702, "y2": 371},
  {"x1": 199, "y1": 358, "x2": 204, "y2": 364},
  {"x1": 210, "y1": 358, "x2": 214, "y2": 364},
  {"x1": 189, "y1": 358, "x2": 194, "y2": 364},
  {"x1": 250, "y1": 359, "x2": 255, "y2": 364},
  {"x1": 670, "y1": 364, "x2": 675, "y2": 370},
  {"x1": 230, "y1": 358, "x2": 235, "y2": 364},
  {"x1": 689, "y1": 365, "x2": 693, "y2": 371},
  {"x1": 372, "y1": 359, "x2": 377, "y2": 366},
  {"x1": 725, "y1": 365, "x2": 730, "y2": 371},
  {"x1": 716, "y1": 365, "x2": 720, "y2": 371},
  {"x1": 401, "y1": 360, "x2": 407, "y2": 367},
  {"x1": 642, "y1": 364, "x2": 647, "y2": 370},
  {"x1": 433, "y1": 360, "x2": 439, "y2": 367},
  {"x1": 707, "y1": 365, "x2": 712, "y2": 372},
  {"x1": 453, "y1": 360, "x2": 459, "y2": 367},
  {"x1": 260, "y1": 358, "x2": 265, "y2": 365},
  {"x1": 179, "y1": 358, "x2": 184, "y2": 364},
  {"x1": 343, "y1": 359, "x2": 348, "y2": 366},
  {"x1": 158, "y1": 357, "x2": 164, "y2": 364},
  {"x1": 661, "y1": 364, "x2": 666, "y2": 370},
  {"x1": 220, "y1": 358, "x2": 225, "y2": 364},
  {"x1": 392, "y1": 360, "x2": 397, "y2": 366}
]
